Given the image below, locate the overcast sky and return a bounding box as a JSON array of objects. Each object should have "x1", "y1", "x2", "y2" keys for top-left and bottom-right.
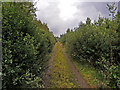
[{"x1": 34, "y1": 0, "x2": 118, "y2": 37}]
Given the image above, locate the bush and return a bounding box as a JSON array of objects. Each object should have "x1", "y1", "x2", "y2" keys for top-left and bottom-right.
[
  {"x1": 60, "y1": 12, "x2": 120, "y2": 88},
  {"x1": 2, "y1": 2, "x2": 56, "y2": 88}
]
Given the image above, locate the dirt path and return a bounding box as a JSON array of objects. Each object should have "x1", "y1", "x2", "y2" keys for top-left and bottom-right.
[
  {"x1": 43, "y1": 42, "x2": 91, "y2": 88},
  {"x1": 60, "y1": 43, "x2": 91, "y2": 88},
  {"x1": 42, "y1": 43, "x2": 57, "y2": 88}
]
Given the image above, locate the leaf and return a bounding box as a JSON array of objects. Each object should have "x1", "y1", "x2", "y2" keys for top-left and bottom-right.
[{"x1": 113, "y1": 74, "x2": 117, "y2": 79}]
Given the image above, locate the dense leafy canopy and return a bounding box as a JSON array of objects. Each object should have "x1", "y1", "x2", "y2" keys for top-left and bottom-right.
[
  {"x1": 2, "y1": 2, "x2": 56, "y2": 88},
  {"x1": 60, "y1": 5, "x2": 120, "y2": 88}
]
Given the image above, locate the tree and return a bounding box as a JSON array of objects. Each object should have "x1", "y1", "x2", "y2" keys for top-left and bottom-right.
[
  {"x1": 98, "y1": 16, "x2": 104, "y2": 26},
  {"x1": 86, "y1": 17, "x2": 91, "y2": 26},
  {"x1": 66, "y1": 28, "x2": 70, "y2": 33},
  {"x1": 107, "y1": 2, "x2": 117, "y2": 63},
  {"x1": 107, "y1": 3, "x2": 117, "y2": 20}
]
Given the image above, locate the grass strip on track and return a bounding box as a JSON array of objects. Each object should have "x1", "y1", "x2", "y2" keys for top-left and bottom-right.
[{"x1": 49, "y1": 42, "x2": 79, "y2": 88}]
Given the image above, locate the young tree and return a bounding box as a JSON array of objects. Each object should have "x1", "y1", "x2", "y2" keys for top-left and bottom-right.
[
  {"x1": 86, "y1": 17, "x2": 91, "y2": 26},
  {"x1": 106, "y1": 2, "x2": 117, "y2": 63},
  {"x1": 66, "y1": 28, "x2": 70, "y2": 33}
]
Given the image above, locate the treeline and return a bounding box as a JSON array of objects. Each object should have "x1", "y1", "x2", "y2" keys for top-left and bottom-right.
[
  {"x1": 60, "y1": 3, "x2": 120, "y2": 88},
  {"x1": 2, "y1": 2, "x2": 56, "y2": 88}
]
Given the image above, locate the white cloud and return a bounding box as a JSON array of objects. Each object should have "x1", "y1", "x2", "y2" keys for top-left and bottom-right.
[
  {"x1": 57, "y1": 0, "x2": 79, "y2": 21},
  {"x1": 34, "y1": 0, "x2": 113, "y2": 37}
]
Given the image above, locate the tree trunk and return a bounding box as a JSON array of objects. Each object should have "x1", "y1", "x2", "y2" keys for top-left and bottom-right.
[{"x1": 110, "y1": 38, "x2": 113, "y2": 64}]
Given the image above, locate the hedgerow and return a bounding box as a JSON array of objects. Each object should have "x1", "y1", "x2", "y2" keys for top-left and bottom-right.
[
  {"x1": 2, "y1": 2, "x2": 56, "y2": 88},
  {"x1": 60, "y1": 3, "x2": 120, "y2": 88}
]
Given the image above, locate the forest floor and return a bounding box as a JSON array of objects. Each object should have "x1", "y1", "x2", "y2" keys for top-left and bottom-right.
[{"x1": 42, "y1": 42, "x2": 91, "y2": 88}]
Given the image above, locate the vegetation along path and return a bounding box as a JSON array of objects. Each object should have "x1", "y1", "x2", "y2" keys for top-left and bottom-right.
[{"x1": 43, "y1": 42, "x2": 91, "y2": 88}]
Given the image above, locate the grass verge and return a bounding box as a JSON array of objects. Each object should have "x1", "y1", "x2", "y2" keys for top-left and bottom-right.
[{"x1": 72, "y1": 60, "x2": 107, "y2": 88}]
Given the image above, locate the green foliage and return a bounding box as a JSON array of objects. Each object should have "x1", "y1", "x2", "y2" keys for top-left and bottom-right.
[
  {"x1": 60, "y1": 4, "x2": 120, "y2": 88},
  {"x1": 2, "y1": 2, "x2": 56, "y2": 88},
  {"x1": 107, "y1": 65, "x2": 120, "y2": 88},
  {"x1": 107, "y1": 2, "x2": 117, "y2": 20}
]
